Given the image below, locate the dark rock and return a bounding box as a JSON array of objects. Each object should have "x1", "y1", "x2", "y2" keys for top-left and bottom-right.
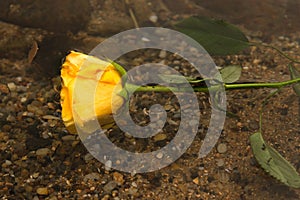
[
  {"x1": 103, "y1": 181, "x2": 118, "y2": 194},
  {"x1": 25, "y1": 136, "x2": 51, "y2": 151},
  {"x1": 0, "y1": 0, "x2": 91, "y2": 33}
]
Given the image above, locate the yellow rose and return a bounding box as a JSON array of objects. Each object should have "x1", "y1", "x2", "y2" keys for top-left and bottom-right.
[{"x1": 60, "y1": 51, "x2": 124, "y2": 134}]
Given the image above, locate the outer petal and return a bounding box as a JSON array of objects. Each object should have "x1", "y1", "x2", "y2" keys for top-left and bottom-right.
[{"x1": 60, "y1": 51, "x2": 124, "y2": 133}]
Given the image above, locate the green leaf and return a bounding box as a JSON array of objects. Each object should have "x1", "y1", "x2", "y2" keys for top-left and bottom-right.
[
  {"x1": 288, "y1": 63, "x2": 300, "y2": 96},
  {"x1": 218, "y1": 65, "x2": 241, "y2": 83},
  {"x1": 250, "y1": 132, "x2": 300, "y2": 188},
  {"x1": 174, "y1": 16, "x2": 249, "y2": 55}
]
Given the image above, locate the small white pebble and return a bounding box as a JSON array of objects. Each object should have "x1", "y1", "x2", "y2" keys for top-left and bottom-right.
[
  {"x1": 131, "y1": 170, "x2": 137, "y2": 176},
  {"x1": 141, "y1": 37, "x2": 150, "y2": 42},
  {"x1": 15, "y1": 77, "x2": 22, "y2": 82},
  {"x1": 159, "y1": 50, "x2": 167, "y2": 58},
  {"x1": 105, "y1": 160, "x2": 112, "y2": 171},
  {"x1": 156, "y1": 152, "x2": 163, "y2": 159},
  {"x1": 149, "y1": 14, "x2": 158, "y2": 23},
  {"x1": 21, "y1": 97, "x2": 27, "y2": 103},
  {"x1": 131, "y1": 182, "x2": 137, "y2": 187},
  {"x1": 7, "y1": 82, "x2": 16, "y2": 91},
  {"x1": 278, "y1": 36, "x2": 285, "y2": 41}
]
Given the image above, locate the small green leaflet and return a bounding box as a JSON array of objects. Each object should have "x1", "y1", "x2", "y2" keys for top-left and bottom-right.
[
  {"x1": 109, "y1": 59, "x2": 127, "y2": 78},
  {"x1": 109, "y1": 60, "x2": 129, "y2": 101},
  {"x1": 288, "y1": 63, "x2": 300, "y2": 96},
  {"x1": 250, "y1": 132, "x2": 300, "y2": 188},
  {"x1": 174, "y1": 16, "x2": 249, "y2": 55},
  {"x1": 219, "y1": 65, "x2": 241, "y2": 83}
]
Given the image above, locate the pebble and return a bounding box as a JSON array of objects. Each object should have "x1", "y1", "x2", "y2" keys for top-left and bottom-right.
[
  {"x1": 112, "y1": 192, "x2": 119, "y2": 199},
  {"x1": 105, "y1": 160, "x2": 112, "y2": 171},
  {"x1": 159, "y1": 50, "x2": 167, "y2": 58},
  {"x1": 71, "y1": 138, "x2": 79, "y2": 147},
  {"x1": 61, "y1": 135, "x2": 76, "y2": 141},
  {"x1": 156, "y1": 152, "x2": 163, "y2": 159},
  {"x1": 0, "y1": 83, "x2": 9, "y2": 94},
  {"x1": 101, "y1": 194, "x2": 110, "y2": 200},
  {"x1": 36, "y1": 187, "x2": 49, "y2": 195},
  {"x1": 192, "y1": 177, "x2": 199, "y2": 185},
  {"x1": 216, "y1": 158, "x2": 225, "y2": 167},
  {"x1": 6, "y1": 114, "x2": 16, "y2": 122},
  {"x1": 253, "y1": 58, "x2": 261, "y2": 65},
  {"x1": 218, "y1": 171, "x2": 230, "y2": 183},
  {"x1": 42, "y1": 115, "x2": 60, "y2": 120},
  {"x1": 20, "y1": 97, "x2": 27, "y2": 103},
  {"x1": 25, "y1": 185, "x2": 33, "y2": 193},
  {"x1": 249, "y1": 120, "x2": 259, "y2": 130},
  {"x1": 84, "y1": 153, "x2": 94, "y2": 162},
  {"x1": 260, "y1": 65, "x2": 267, "y2": 70},
  {"x1": 164, "y1": 104, "x2": 173, "y2": 111},
  {"x1": 17, "y1": 85, "x2": 27, "y2": 92},
  {"x1": 48, "y1": 196, "x2": 58, "y2": 200},
  {"x1": 7, "y1": 82, "x2": 16, "y2": 91},
  {"x1": 103, "y1": 181, "x2": 118, "y2": 194},
  {"x1": 32, "y1": 172, "x2": 39, "y2": 178},
  {"x1": 278, "y1": 36, "x2": 286, "y2": 41},
  {"x1": 141, "y1": 37, "x2": 150, "y2": 42},
  {"x1": 127, "y1": 187, "x2": 138, "y2": 195},
  {"x1": 113, "y1": 172, "x2": 124, "y2": 185},
  {"x1": 41, "y1": 131, "x2": 50, "y2": 139},
  {"x1": 236, "y1": 122, "x2": 242, "y2": 127},
  {"x1": 83, "y1": 173, "x2": 100, "y2": 182},
  {"x1": 153, "y1": 133, "x2": 167, "y2": 141},
  {"x1": 131, "y1": 182, "x2": 137, "y2": 187},
  {"x1": 149, "y1": 14, "x2": 158, "y2": 23},
  {"x1": 217, "y1": 143, "x2": 227, "y2": 154},
  {"x1": 15, "y1": 76, "x2": 22, "y2": 82},
  {"x1": 27, "y1": 104, "x2": 44, "y2": 115},
  {"x1": 173, "y1": 60, "x2": 181, "y2": 65},
  {"x1": 5, "y1": 160, "x2": 12, "y2": 166},
  {"x1": 36, "y1": 148, "x2": 51, "y2": 157}
]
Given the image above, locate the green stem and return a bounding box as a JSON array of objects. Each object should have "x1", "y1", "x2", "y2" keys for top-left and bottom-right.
[
  {"x1": 225, "y1": 77, "x2": 300, "y2": 90},
  {"x1": 125, "y1": 77, "x2": 300, "y2": 93},
  {"x1": 250, "y1": 42, "x2": 300, "y2": 64},
  {"x1": 125, "y1": 83, "x2": 210, "y2": 93}
]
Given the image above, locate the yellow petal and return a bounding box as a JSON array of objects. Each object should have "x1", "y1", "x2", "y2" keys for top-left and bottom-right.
[{"x1": 60, "y1": 51, "x2": 124, "y2": 133}]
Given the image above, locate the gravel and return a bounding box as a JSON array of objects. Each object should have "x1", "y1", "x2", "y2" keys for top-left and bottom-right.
[
  {"x1": 217, "y1": 143, "x2": 228, "y2": 154},
  {"x1": 0, "y1": 18, "x2": 300, "y2": 200}
]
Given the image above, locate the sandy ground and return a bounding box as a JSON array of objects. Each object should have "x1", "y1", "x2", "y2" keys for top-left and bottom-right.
[{"x1": 1, "y1": 0, "x2": 300, "y2": 199}]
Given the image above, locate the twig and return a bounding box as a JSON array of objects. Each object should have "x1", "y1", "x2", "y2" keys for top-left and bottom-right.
[{"x1": 124, "y1": 0, "x2": 139, "y2": 28}]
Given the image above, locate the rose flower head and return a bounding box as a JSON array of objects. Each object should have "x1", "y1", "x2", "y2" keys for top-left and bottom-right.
[{"x1": 60, "y1": 51, "x2": 124, "y2": 133}]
